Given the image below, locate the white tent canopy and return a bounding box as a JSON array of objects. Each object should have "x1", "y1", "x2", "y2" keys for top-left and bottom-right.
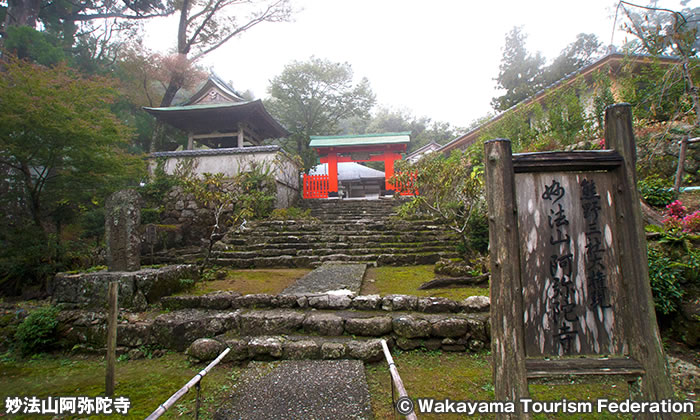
[{"x1": 309, "y1": 162, "x2": 385, "y2": 181}]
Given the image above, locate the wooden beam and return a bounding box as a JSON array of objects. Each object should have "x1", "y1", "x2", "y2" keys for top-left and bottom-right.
[
  {"x1": 106, "y1": 281, "x2": 118, "y2": 397},
  {"x1": 674, "y1": 137, "x2": 688, "y2": 193},
  {"x1": 191, "y1": 131, "x2": 239, "y2": 140},
  {"x1": 484, "y1": 139, "x2": 530, "y2": 419},
  {"x1": 604, "y1": 103, "x2": 675, "y2": 419},
  {"x1": 512, "y1": 150, "x2": 623, "y2": 173},
  {"x1": 237, "y1": 123, "x2": 244, "y2": 148},
  {"x1": 525, "y1": 358, "x2": 644, "y2": 379}
]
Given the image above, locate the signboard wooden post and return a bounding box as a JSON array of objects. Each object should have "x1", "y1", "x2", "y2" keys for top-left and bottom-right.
[{"x1": 485, "y1": 104, "x2": 674, "y2": 419}]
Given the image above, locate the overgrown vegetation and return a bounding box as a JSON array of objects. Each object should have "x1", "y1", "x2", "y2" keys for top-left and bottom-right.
[
  {"x1": 394, "y1": 151, "x2": 488, "y2": 258},
  {"x1": 647, "y1": 200, "x2": 700, "y2": 318},
  {"x1": 13, "y1": 306, "x2": 60, "y2": 356},
  {"x1": 639, "y1": 175, "x2": 676, "y2": 208},
  {"x1": 0, "y1": 57, "x2": 145, "y2": 296},
  {"x1": 177, "y1": 162, "x2": 277, "y2": 274}
]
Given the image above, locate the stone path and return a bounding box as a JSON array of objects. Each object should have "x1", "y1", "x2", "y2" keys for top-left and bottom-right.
[
  {"x1": 281, "y1": 263, "x2": 367, "y2": 295},
  {"x1": 214, "y1": 360, "x2": 372, "y2": 420}
]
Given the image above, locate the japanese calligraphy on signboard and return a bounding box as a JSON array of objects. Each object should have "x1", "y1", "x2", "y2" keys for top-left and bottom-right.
[{"x1": 515, "y1": 172, "x2": 626, "y2": 357}]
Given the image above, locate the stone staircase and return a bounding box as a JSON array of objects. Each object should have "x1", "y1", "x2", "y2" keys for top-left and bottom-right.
[{"x1": 209, "y1": 199, "x2": 460, "y2": 268}]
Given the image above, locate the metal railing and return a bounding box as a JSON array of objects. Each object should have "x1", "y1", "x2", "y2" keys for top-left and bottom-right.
[
  {"x1": 145, "y1": 347, "x2": 230, "y2": 420},
  {"x1": 381, "y1": 339, "x2": 418, "y2": 420}
]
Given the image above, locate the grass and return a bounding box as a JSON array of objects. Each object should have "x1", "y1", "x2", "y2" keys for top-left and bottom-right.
[
  {"x1": 2, "y1": 350, "x2": 696, "y2": 419},
  {"x1": 0, "y1": 351, "x2": 244, "y2": 419},
  {"x1": 182, "y1": 268, "x2": 311, "y2": 296},
  {"x1": 362, "y1": 265, "x2": 488, "y2": 300},
  {"x1": 365, "y1": 350, "x2": 638, "y2": 420}
]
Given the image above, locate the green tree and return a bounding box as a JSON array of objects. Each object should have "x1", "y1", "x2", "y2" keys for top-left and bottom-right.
[
  {"x1": 620, "y1": 2, "x2": 699, "y2": 131},
  {"x1": 1, "y1": 0, "x2": 175, "y2": 59},
  {"x1": 491, "y1": 26, "x2": 545, "y2": 112},
  {"x1": 158, "y1": 0, "x2": 292, "y2": 108},
  {"x1": 266, "y1": 57, "x2": 376, "y2": 168},
  {"x1": 178, "y1": 164, "x2": 275, "y2": 273},
  {"x1": 0, "y1": 56, "x2": 144, "y2": 232},
  {"x1": 541, "y1": 33, "x2": 603, "y2": 86},
  {"x1": 359, "y1": 107, "x2": 461, "y2": 153}
]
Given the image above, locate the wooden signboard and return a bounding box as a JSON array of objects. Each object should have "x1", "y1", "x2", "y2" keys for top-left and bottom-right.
[
  {"x1": 484, "y1": 104, "x2": 674, "y2": 419},
  {"x1": 516, "y1": 170, "x2": 625, "y2": 356}
]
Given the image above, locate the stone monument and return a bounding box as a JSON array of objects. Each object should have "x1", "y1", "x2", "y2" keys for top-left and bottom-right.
[{"x1": 105, "y1": 189, "x2": 142, "y2": 272}]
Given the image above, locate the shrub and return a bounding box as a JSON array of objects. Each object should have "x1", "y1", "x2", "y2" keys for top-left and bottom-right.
[
  {"x1": 682, "y1": 210, "x2": 700, "y2": 233},
  {"x1": 467, "y1": 209, "x2": 489, "y2": 254},
  {"x1": 639, "y1": 175, "x2": 675, "y2": 207},
  {"x1": 662, "y1": 200, "x2": 700, "y2": 234},
  {"x1": 394, "y1": 150, "x2": 486, "y2": 258},
  {"x1": 14, "y1": 306, "x2": 60, "y2": 356},
  {"x1": 647, "y1": 248, "x2": 685, "y2": 316}
]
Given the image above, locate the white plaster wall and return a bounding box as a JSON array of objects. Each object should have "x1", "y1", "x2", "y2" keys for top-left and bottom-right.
[{"x1": 149, "y1": 149, "x2": 301, "y2": 208}]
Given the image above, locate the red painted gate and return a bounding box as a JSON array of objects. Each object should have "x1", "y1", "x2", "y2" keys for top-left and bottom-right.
[{"x1": 303, "y1": 174, "x2": 329, "y2": 199}]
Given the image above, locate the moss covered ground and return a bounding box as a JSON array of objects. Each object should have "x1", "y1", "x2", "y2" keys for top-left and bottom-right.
[
  {"x1": 0, "y1": 352, "x2": 243, "y2": 419},
  {"x1": 183, "y1": 268, "x2": 311, "y2": 296},
  {"x1": 365, "y1": 350, "x2": 643, "y2": 419},
  {"x1": 362, "y1": 265, "x2": 489, "y2": 300}
]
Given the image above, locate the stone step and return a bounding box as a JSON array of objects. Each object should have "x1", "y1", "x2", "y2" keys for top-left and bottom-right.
[
  {"x1": 252, "y1": 220, "x2": 441, "y2": 230},
  {"x1": 193, "y1": 333, "x2": 486, "y2": 364},
  {"x1": 160, "y1": 292, "x2": 490, "y2": 314},
  {"x1": 243, "y1": 226, "x2": 448, "y2": 236},
  {"x1": 218, "y1": 239, "x2": 454, "y2": 252},
  {"x1": 212, "y1": 246, "x2": 454, "y2": 259},
  {"x1": 212, "y1": 251, "x2": 459, "y2": 268},
  {"x1": 223, "y1": 232, "x2": 457, "y2": 245}
]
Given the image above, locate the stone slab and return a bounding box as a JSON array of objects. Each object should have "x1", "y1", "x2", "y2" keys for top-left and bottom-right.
[
  {"x1": 214, "y1": 360, "x2": 372, "y2": 420},
  {"x1": 281, "y1": 263, "x2": 366, "y2": 295},
  {"x1": 51, "y1": 265, "x2": 197, "y2": 309}
]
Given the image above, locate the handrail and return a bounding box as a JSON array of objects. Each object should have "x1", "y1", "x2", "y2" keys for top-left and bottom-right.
[
  {"x1": 381, "y1": 339, "x2": 418, "y2": 420},
  {"x1": 145, "y1": 347, "x2": 231, "y2": 420}
]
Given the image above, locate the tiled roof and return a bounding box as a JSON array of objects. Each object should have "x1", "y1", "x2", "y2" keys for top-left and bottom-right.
[{"x1": 310, "y1": 132, "x2": 411, "y2": 148}]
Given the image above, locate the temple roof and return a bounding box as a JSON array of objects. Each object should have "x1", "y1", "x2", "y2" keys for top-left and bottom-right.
[
  {"x1": 143, "y1": 100, "x2": 289, "y2": 139},
  {"x1": 310, "y1": 132, "x2": 411, "y2": 148},
  {"x1": 183, "y1": 73, "x2": 245, "y2": 105}
]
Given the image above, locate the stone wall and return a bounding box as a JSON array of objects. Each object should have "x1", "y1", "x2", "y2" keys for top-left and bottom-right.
[{"x1": 56, "y1": 292, "x2": 491, "y2": 361}]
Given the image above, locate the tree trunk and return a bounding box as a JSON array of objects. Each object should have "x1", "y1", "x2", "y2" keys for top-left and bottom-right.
[
  {"x1": 3, "y1": 0, "x2": 42, "y2": 29},
  {"x1": 418, "y1": 274, "x2": 490, "y2": 289},
  {"x1": 19, "y1": 162, "x2": 43, "y2": 229},
  {"x1": 159, "y1": 74, "x2": 185, "y2": 108},
  {"x1": 1, "y1": 0, "x2": 41, "y2": 50},
  {"x1": 158, "y1": 0, "x2": 191, "y2": 108}
]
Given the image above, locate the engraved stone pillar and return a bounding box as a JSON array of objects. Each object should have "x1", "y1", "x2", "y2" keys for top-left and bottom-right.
[{"x1": 105, "y1": 189, "x2": 142, "y2": 272}]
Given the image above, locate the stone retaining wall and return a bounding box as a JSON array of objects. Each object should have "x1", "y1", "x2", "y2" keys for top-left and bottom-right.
[
  {"x1": 56, "y1": 293, "x2": 491, "y2": 361},
  {"x1": 161, "y1": 292, "x2": 490, "y2": 314},
  {"x1": 51, "y1": 265, "x2": 198, "y2": 310}
]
